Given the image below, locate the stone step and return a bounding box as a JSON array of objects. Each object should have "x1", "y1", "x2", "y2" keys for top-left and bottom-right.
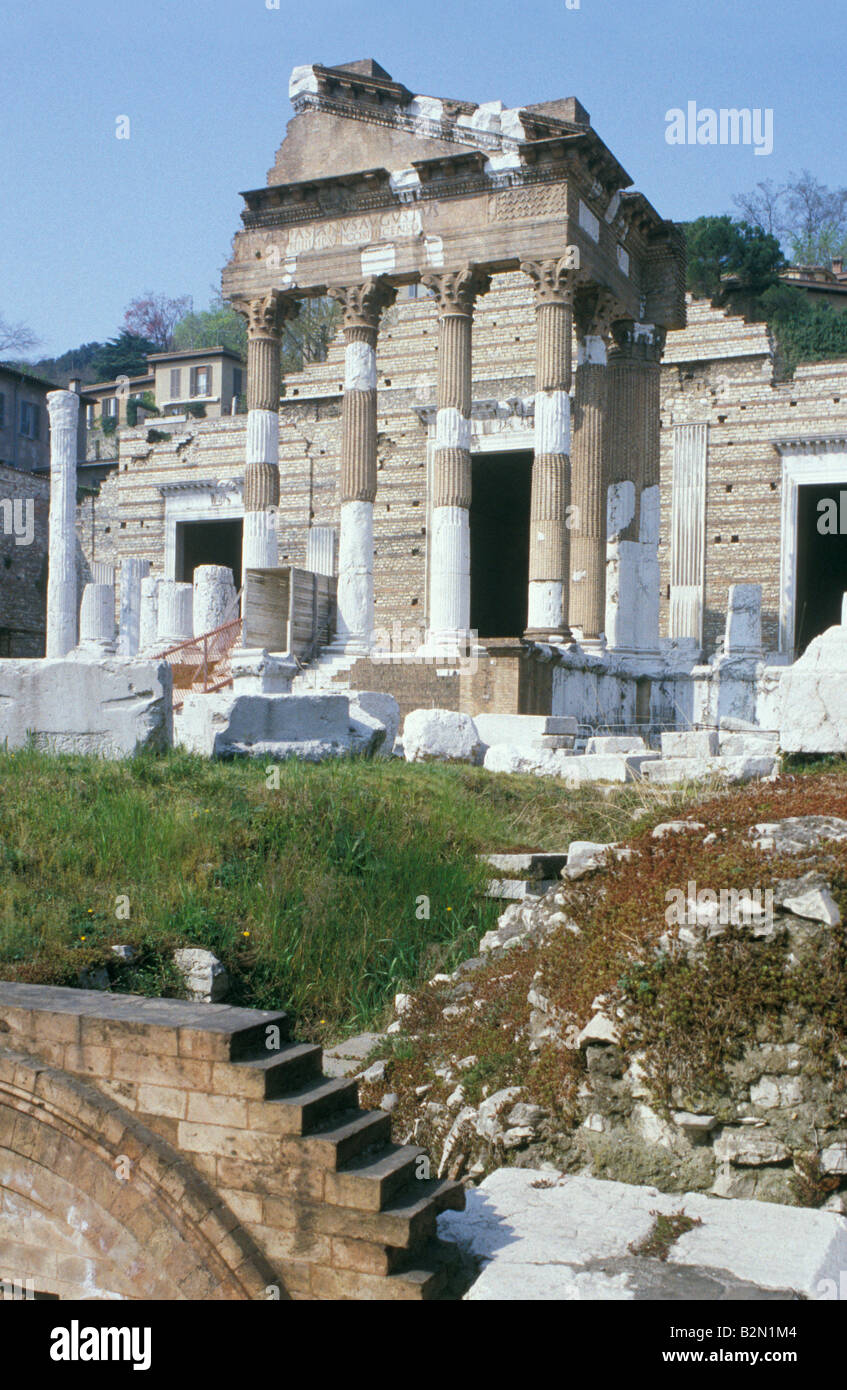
[
  {"x1": 326, "y1": 1143, "x2": 427, "y2": 1213},
  {"x1": 485, "y1": 878, "x2": 558, "y2": 901},
  {"x1": 231, "y1": 1042, "x2": 324, "y2": 1098},
  {"x1": 261, "y1": 1075, "x2": 360, "y2": 1135},
  {"x1": 297, "y1": 1107, "x2": 392, "y2": 1169},
  {"x1": 481, "y1": 851, "x2": 570, "y2": 880}
]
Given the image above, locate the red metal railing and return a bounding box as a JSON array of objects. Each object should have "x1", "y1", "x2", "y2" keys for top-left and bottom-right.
[{"x1": 155, "y1": 618, "x2": 242, "y2": 712}]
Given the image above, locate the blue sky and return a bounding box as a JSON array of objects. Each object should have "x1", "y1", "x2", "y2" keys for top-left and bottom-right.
[{"x1": 2, "y1": 0, "x2": 844, "y2": 357}]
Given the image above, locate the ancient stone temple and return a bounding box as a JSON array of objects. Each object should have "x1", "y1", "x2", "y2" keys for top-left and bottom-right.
[{"x1": 219, "y1": 58, "x2": 685, "y2": 676}]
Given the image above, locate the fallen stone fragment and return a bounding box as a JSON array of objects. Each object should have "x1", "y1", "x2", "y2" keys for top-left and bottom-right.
[
  {"x1": 652, "y1": 820, "x2": 706, "y2": 840},
  {"x1": 172, "y1": 947, "x2": 229, "y2": 1003},
  {"x1": 402, "y1": 709, "x2": 483, "y2": 764}
]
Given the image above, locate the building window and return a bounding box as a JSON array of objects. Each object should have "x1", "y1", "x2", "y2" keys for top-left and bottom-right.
[
  {"x1": 191, "y1": 366, "x2": 211, "y2": 397},
  {"x1": 19, "y1": 401, "x2": 39, "y2": 439},
  {"x1": 233, "y1": 368, "x2": 243, "y2": 397},
  {"x1": 170, "y1": 368, "x2": 181, "y2": 397},
  {"x1": 102, "y1": 397, "x2": 118, "y2": 419}
]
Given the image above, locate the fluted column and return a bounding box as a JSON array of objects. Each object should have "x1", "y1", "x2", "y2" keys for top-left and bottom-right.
[
  {"x1": 46, "y1": 390, "x2": 80, "y2": 657},
  {"x1": 605, "y1": 321, "x2": 666, "y2": 658},
  {"x1": 570, "y1": 287, "x2": 619, "y2": 647},
  {"x1": 522, "y1": 258, "x2": 578, "y2": 641},
  {"x1": 326, "y1": 277, "x2": 396, "y2": 652},
  {"x1": 234, "y1": 290, "x2": 299, "y2": 575},
  {"x1": 420, "y1": 264, "x2": 490, "y2": 653}
]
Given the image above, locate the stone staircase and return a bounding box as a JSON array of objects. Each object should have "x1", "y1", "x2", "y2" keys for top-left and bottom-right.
[
  {"x1": 0, "y1": 983, "x2": 465, "y2": 1300},
  {"x1": 291, "y1": 645, "x2": 362, "y2": 694}
]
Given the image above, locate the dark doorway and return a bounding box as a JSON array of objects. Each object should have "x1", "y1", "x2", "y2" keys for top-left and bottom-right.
[
  {"x1": 469, "y1": 451, "x2": 532, "y2": 639},
  {"x1": 795, "y1": 483, "x2": 847, "y2": 654},
  {"x1": 176, "y1": 519, "x2": 243, "y2": 589}
]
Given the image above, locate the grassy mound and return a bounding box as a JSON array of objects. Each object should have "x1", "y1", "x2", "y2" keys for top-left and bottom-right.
[{"x1": 0, "y1": 748, "x2": 686, "y2": 1040}]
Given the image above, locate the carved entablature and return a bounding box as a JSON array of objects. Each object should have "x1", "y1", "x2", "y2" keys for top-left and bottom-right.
[
  {"x1": 222, "y1": 61, "x2": 687, "y2": 336},
  {"x1": 421, "y1": 264, "x2": 492, "y2": 316},
  {"x1": 328, "y1": 277, "x2": 397, "y2": 332}
]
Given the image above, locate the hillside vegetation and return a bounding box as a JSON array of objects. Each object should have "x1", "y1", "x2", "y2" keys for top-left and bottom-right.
[{"x1": 0, "y1": 749, "x2": 688, "y2": 1040}]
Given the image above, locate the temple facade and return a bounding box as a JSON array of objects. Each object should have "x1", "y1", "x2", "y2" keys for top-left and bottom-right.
[{"x1": 68, "y1": 60, "x2": 847, "y2": 715}]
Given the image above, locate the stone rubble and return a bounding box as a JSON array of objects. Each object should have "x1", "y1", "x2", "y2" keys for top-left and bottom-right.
[{"x1": 377, "y1": 814, "x2": 847, "y2": 1211}]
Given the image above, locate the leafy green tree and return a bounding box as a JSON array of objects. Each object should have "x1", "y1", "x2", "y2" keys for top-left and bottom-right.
[
  {"x1": 173, "y1": 295, "x2": 247, "y2": 356},
  {"x1": 91, "y1": 331, "x2": 157, "y2": 380},
  {"x1": 684, "y1": 216, "x2": 784, "y2": 302}
]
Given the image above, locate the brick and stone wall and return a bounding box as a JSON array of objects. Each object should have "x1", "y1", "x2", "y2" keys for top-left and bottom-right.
[{"x1": 77, "y1": 285, "x2": 847, "y2": 664}]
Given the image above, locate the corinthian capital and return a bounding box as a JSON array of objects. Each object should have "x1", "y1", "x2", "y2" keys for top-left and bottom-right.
[
  {"x1": 573, "y1": 285, "x2": 624, "y2": 344},
  {"x1": 608, "y1": 319, "x2": 667, "y2": 364},
  {"x1": 327, "y1": 277, "x2": 397, "y2": 332},
  {"x1": 232, "y1": 289, "x2": 300, "y2": 339},
  {"x1": 421, "y1": 263, "x2": 491, "y2": 316},
  {"x1": 521, "y1": 255, "x2": 580, "y2": 309}
]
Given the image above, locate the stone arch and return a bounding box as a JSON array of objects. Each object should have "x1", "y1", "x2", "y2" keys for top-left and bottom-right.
[{"x1": 0, "y1": 1048, "x2": 281, "y2": 1300}]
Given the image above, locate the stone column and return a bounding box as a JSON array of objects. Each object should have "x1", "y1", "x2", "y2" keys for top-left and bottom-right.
[
  {"x1": 46, "y1": 390, "x2": 80, "y2": 658},
  {"x1": 669, "y1": 423, "x2": 709, "y2": 647},
  {"x1": 78, "y1": 583, "x2": 117, "y2": 652},
  {"x1": 521, "y1": 257, "x2": 579, "y2": 642},
  {"x1": 193, "y1": 565, "x2": 237, "y2": 637},
  {"x1": 605, "y1": 320, "x2": 665, "y2": 658},
  {"x1": 570, "y1": 287, "x2": 618, "y2": 648},
  {"x1": 138, "y1": 576, "x2": 162, "y2": 654},
  {"x1": 306, "y1": 526, "x2": 337, "y2": 578},
  {"x1": 157, "y1": 581, "x2": 194, "y2": 647},
  {"x1": 118, "y1": 557, "x2": 151, "y2": 656},
  {"x1": 420, "y1": 263, "x2": 490, "y2": 654},
  {"x1": 326, "y1": 277, "x2": 396, "y2": 652},
  {"x1": 235, "y1": 290, "x2": 299, "y2": 574}
]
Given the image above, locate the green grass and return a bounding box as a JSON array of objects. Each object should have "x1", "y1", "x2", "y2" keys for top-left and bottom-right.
[{"x1": 0, "y1": 748, "x2": 688, "y2": 1041}]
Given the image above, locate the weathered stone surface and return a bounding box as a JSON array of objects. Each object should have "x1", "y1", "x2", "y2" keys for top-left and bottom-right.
[
  {"x1": 719, "y1": 729, "x2": 780, "y2": 758},
  {"x1": 780, "y1": 621, "x2": 847, "y2": 753},
  {"x1": 779, "y1": 880, "x2": 841, "y2": 927},
  {"x1": 652, "y1": 820, "x2": 706, "y2": 839},
  {"x1": 176, "y1": 691, "x2": 353, "y2": 760},
  {"x1": 660, "y1": 730, "x2": 719, "y2": 758},
  {"x1": 485, "y1": 877, "x2": 558, "y2": 901},
  {"x1": 348, "y1": 691, "x2": 400, "y2": 757},
  {"x1": 749, "y1": 816, "x2": 847, "y2": 855},
  {"x1": 483, "y1": 852, "x2": 570, "y2": 879},
  {"x1": 438, "y1": 1170, "x2": 847, "y2": 1299},
  {"x1": 172, "y1": 948, "x2": 230, "y2": 1003},
  {"x1": 712, "y1": 1130, "x2": 790, "y2": 1166},
  {"x1": 644, "y1": 754, "x2": 777, "y2": 785},
  {"x1": 402, "y1": 708, "x2": 483, "y2": 764},
  {"x1": 474, "y1": 713, "x2": 577, "y2": 749},
  {"x1": 0, "y1": 657, "x2": 172, "y2": 757},
  {"x1": 483, "y1": 745, "x2": 573, "y2": 777},
  {"x1": 584, "y1": 735, "x2": 648, "y2": 754},
  {"x1": 578, "y1": 1012, "x2": 620, "y2": 1047}
]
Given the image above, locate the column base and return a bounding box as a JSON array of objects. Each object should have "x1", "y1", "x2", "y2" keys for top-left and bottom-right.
[{"x1": 523, "y1": 627, "x2": 573, "y2": 645}]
